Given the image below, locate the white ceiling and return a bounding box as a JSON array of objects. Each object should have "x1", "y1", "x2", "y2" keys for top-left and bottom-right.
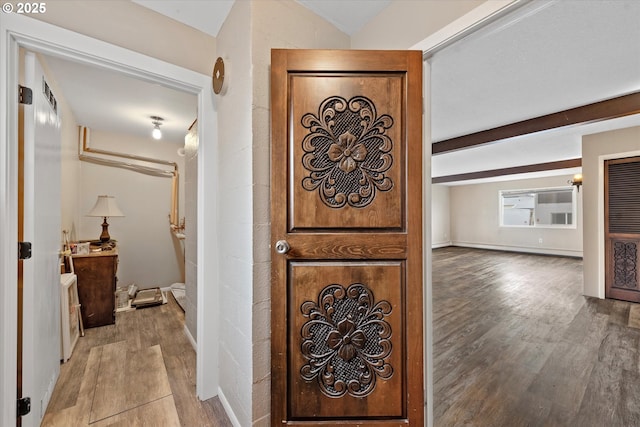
[
  {"x1": 131, "y1": 0, "x2": 235, "y2": 37},
  {"x1": 42, "y1": 0, "x2": 394, "y2": 145},
  {"x1": 296, "y1": 0, "x2": 392, "y2": 35},
  {"x1": 131, "y1": 0, "x2": 391, "y2": 37},
  {"x1": 41, "y1": 0, "x2": 640, "y2": 184},
  {"x1": 44, "y1": 56, "x2": 197, "y2": 144},
  {"x1": 430, "y1": 0, "x2": 640, "y2": 183},
  {"x1": 431, "y1": 0, "x2": 640, "y2": 142}
]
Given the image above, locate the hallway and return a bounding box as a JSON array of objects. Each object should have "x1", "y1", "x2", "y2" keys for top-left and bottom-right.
[
  {"x1": 433, "y1": 247, "x2": 640, "y2": 426},
  {"x1": 42, "y1": 294, "x2": 232, "y2": 426}
]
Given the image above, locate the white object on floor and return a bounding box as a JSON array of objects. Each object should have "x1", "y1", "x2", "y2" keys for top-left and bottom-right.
[
  {"x1": 131, "y1": 288, "x2": 167, "y2": 308},
  {"x1": 169, "y1": 282, "x2": 186, "y2": 312},
  {"x1": 60, "y1": 273, "x2": 80, "y2": 362},
  {"x1": 115, "y1": 300, "x2": 135, "y2": 313}
]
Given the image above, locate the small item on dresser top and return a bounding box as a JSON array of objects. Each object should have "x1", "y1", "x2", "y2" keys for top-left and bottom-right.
[
  {"x1": 76, "y1": 242, "x2": 90, "y2": 255},
  {"x1": 89, "y1": 239, "x2": 116, "y2": 251},
  {"x1": 102, "y1": 241, "x2": 116, "y2": 251}
]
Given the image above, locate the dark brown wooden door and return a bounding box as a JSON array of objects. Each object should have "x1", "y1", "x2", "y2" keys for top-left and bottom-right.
[
  {"x1": 270, "y1": 49, "x2": 423, "y2": 426},
  {"x1": 605, "y1": 156, "x2": 640, "y2": 302}
]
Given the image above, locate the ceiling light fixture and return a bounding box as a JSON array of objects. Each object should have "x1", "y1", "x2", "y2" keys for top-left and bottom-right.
[{"x1": 150, "y1": 116, "x2": 164, "y2": 140}]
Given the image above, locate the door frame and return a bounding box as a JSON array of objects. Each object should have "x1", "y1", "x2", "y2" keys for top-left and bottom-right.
[
  {"x1": 416, "y1": 1, "x2": 526, "y2": 425},
  {"x1": 0, "y1": 13, "x2": 220, "y2": 425},
  {"x1": 597, "y1": 149, "x2": 640, "y2": 300},
  {"x1": 604, "y1": 156, "x2": 640, "y2": 301}
]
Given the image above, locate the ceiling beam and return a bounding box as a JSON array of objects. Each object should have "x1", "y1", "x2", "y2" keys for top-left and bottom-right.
[
  {"x1": 432, "y1": 158, "x2": 582, "y2": 184},
  {"x1": 432, "y1": 92, "x2": 640, "y2": 155}
]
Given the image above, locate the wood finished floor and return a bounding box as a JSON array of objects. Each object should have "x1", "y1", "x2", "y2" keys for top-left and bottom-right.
[
  {"x1": 43, "y1": 293, "x2": 232, "y2": 427},
  {"x1": 433, "y1": 247, "x2": 640, "y2": 427},
  {"x1": 44, "y1": 249, "x2": 640, "y2": 426}
]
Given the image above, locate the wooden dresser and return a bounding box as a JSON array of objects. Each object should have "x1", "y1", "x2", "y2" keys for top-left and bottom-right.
[{"x1": 72, "y1": 248, "x2": 118, "y2": 328}]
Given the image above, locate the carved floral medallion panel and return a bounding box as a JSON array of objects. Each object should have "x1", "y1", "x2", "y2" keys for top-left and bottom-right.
[
  {"x1": 300, "y1": 96, "x2": 394, "y2": 209},
  {"x1": 613, "y1": 241, "x2": 639, "y2": 289},
  {"x1": 300, "y1": 283, "x2": 394, "y2": 398}
]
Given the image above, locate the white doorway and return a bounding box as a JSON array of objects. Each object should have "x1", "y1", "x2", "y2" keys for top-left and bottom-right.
[{"x1": 0, "y1": 14, "x2": 220, "y2": 426}]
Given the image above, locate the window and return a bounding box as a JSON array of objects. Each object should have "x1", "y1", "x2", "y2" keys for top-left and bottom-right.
[
  {"x1": 551, "y1": 212, "x2": 572, "y2": 225},
  {"x1": 500, "y1": 187, "x2": 576, "y2": 228}
]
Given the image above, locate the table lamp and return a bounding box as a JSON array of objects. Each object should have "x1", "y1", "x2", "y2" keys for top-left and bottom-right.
[{"x1": 86, "y1": 195, "x2": 124, "y2": 242}]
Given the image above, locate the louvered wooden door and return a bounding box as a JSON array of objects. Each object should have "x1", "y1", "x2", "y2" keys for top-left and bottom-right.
[
  {"x1": 605, "y1": 156, "x2": 640, "y2": 302},
  {"x1": 270, "y1": 49, "x2": 423, "y2": 426}
]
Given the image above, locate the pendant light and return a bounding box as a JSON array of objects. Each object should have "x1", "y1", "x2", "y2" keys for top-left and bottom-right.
[{"x1": 150, "y1": 116, "x2": 164, "y2": 140}]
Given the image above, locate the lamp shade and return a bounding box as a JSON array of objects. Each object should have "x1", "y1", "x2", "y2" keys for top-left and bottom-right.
[
  {"x1": 87, "y1": 195, "x2": 125, "y2": 217},
  {"x1": 572, "y1": 173, "x2": 583, "y2": 185}
]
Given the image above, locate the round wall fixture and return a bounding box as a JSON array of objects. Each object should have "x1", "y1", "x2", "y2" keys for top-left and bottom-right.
[{"x1": 212, "y1": 57, "x2": 225, "y2": 94}]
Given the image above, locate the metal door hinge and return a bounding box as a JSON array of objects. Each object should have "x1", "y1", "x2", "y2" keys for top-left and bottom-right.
[
  {"x1": 17, "y1": 397, "x2": 31, "y2": 417},
  {"x1": 18, "y1": 85, "x2": 32, "y2": 105},
  {"x1": 18, "y1": 242, "x2": 32, "y2": 260}
]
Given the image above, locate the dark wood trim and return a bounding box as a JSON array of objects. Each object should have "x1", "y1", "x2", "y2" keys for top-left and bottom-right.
[
  {"x1": 432, "y1": 158, "x2": 582, "y2": 184},
  {"x1": 605, "y1": 156, "x2": 640, "y2": 302},
  {"x1": 433, "y1": 92, "x2": 640, "y2": 155}
]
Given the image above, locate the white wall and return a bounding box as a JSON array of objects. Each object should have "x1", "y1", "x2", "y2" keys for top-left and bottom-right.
[
  {"x1": 432, "y1": 184, "x2": 451, "y2": 247},
  {"x1": 31, "y1": 0, "x2": 216, "y2": 76},
  {"x1": 449, "y1": 175, "x2": 583, "y2": 257},
  {"x1": 44, "y1": 61, "x2": 81, "y2": 243},
  {"x1": 214, "y1": 1, "x2": 254, "y2": 425},
  {"x1": 214, "y1": 1, "x2": 350, "y2": 424},
  {"x1": 249, "y1": 2, "x2": 350, "y2": 425},
  {"x1": 582, "y1": 126, "x2": 640, "y2": 297},
  {"x1": 351, "y1": 0, "x2": 483, "y2": 49},
  {"x1": 78, "y1": 129, "x2": 185, "y2": 289},
  {"x1": 184, "y1": 126, "x2": 198, "y2": 340}
]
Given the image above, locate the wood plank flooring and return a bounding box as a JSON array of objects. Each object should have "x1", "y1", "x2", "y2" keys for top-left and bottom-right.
[
  {"x1": 43, "y1": 293, "x2": 232, "y2": 427},
  {"x1": 44, "y1": 248, "x2": 640, "y2": 426},
  {"x1": 433, "y1": 247, "x2": 640, "y2": 427}
]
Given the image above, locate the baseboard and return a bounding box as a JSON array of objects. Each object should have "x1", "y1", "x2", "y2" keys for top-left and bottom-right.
[
  {"x1": 218, "y1": 387, "x2": 242, "y2": 427},
  {"x1": 40, "y1": 368, "x2": 58, "y2": 419},
  {"x1": 451, "y1": 242, "x2": 583, "y2": 258},
  {"x1": 183, "y1": 324, "x2": 197, "y2": 351},
  {"x1": 432, "y1": 241, "x2": 452, "y2": 249}
]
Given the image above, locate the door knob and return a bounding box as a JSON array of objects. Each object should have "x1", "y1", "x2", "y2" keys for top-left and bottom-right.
[{"x1": 275, "y1": 240, "x2": 291, "y2": 254}]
